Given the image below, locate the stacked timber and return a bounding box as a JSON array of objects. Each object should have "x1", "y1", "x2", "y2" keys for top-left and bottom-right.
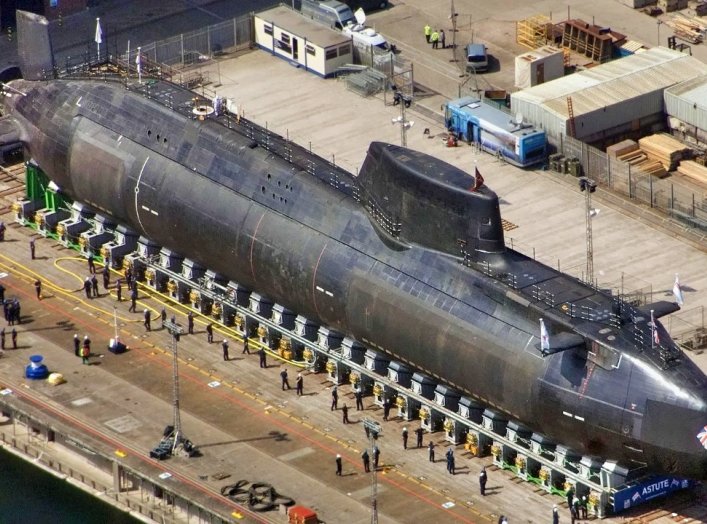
[
  {"x1": 666, "y1": 13, "x2": 706, "y2": 42},
  {"x1": 676, "y1": 160, "x2": 707, "y2": 188},
  {"x1": 609, "y1": 139, "x2": 668, "y2": 178},
  {"x1": 638, "y1": 133, "x2": 691, "y2": 172}
]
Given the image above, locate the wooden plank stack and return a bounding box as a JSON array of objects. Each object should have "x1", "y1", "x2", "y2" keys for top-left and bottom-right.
[
  {"x1": 676, "y1": 160, "x2": 707, "y2": 189},
  {"x1": 666, "y1": 13, "x2": 706, "y2": 42},
  {"x1": 638, "y1": 133, "x2": 691, "y2": 172},
  {"x1": 609, "y1": 139, "x2": 668, "y2": 178}
]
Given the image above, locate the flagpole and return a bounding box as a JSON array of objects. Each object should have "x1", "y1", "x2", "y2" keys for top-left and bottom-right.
[{"x1": 137, "y1": 46, "x2": 142, "y2": 84}]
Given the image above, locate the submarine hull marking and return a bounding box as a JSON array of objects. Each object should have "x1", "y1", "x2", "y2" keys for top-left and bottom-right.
[
  {"x1": 311, "y1": 243, "x2": 329, "y2": 320},
  {"x1": 249, "y1": 212, "x2": 267, "y2": 284},
  {"x1": 133, "y1": 156, "x2": 150, "y2": 235}
]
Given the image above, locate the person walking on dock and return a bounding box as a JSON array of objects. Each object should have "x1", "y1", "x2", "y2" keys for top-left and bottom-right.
[
  {"x1": 479, "y1": 466, "x2": 488, "y2": 495},
  {"x1": 29, "y1": 238, "x2": 35, "y2": 260},
  {"x1": 187, "y1": 311, "x2": 194, "y2": 335},
  {"x1": 402, "y1": 426, "x2": 408, "y2": 449},
  {"x1": 161, "y1": 308, "x2": 167, "y2": 329},
  {"x1": 84, "y1": 277, "x2": 92, "y2": 299},
  {"x1": 552, "y1": 505, "x2": 559, "y2": 524},
  {"x1": 362, "y1": 449, "x2": 370, "y2": 472},
  {"x1": 143, "y1": 309, "x2": 151, "y2": 331},
  {"x1": 222, "y1": 339, "x2": 229, "y2": 361},
  {"x1": 258, "y1": 347, "x2": 267, "y2": 368},
  {"x1": 431, "y1": 30, "x2": 439, "y2": 49},
  {"x1": 335, "y1": 454, "x2": 342, "y2": 476},
  {"x1": 296, "y1": 373, "x2": 303, "y2": 396},
  {"x1": 372, "y1": 445, "x2": 380, "y2": 469},
  {"x1": 354, "y1": 387, "x2": 364, "y2": 411},
  {"x1": 34, "y1": 279, "x2": 41, "y2": 300},
  {"x1": 331, "y1": 385, "x2": 338, "y2": 410},
  {"x1": 428, "y1": 441, "x2": 435, "y2": 462},
  {"x1": 73, "y1": 334, "x2": 80, "y2": 356},
  {"x1": 342, "y1": 404, "x2": 349, "y2": 424},
  {"x1": 383, "y1": 398, "x2": 391, "y2": 421},
  {"x1": 0, "y1": 221, "x2": 5, "y2": 241},
  {"x1": 87, "y1": 254, "x2": 96, "y2": 274},
  {"x1": 242, "y1": 336, "x2": 249, "y2": 354},
  {"x1": 129, "y1": 286, "x2": 137, "y2": 312},
  {"x1": 446, "y1": 448, "x2": 455, "y2": 474},
  {"x1": 424, "y1": 23, "x2": 431, "y2": 42},
  {"x1": 116, "y1": 279, "x2": 122, "y2": 302},
  {"x1": 439, "y1": 29, "x2": 446, "y2": 49},
  {"x1": 415, "y1": 426, "x2": 424, "y2": 448},
  {"x1": 81, "y1": 336, "x2": 90, "y2": 364},
  {"x1": 102, "y1": 265, "x2": 110, "y2": 289},
  {"x1": 91, "y1": 275, "x2": 99, "y2": 297},
  {"x1": 0, "y1": 328, "x2": 4, "y2": 350},
  {"x1": 281, "y1": 368, "x2": 290, "y2": 390},
  {"x1": 206, "y1": 322, "x2": 213, "y2": 343}
]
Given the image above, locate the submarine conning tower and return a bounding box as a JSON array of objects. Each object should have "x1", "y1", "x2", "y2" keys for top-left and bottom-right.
[{"x1": 358, "y1": 142, "x2": 505, "y2": 258}]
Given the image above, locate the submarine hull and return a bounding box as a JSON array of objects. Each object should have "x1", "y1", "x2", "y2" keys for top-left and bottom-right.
[{"x1": 2, "y1": 77, "x2": 706, "y2": 481}]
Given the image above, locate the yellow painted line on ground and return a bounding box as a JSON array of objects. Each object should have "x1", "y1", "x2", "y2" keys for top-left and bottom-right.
[{"x1": 2, "y1": 251, "x2": 486, "y2": 521}]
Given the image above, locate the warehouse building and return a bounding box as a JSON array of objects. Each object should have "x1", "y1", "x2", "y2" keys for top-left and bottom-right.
[
  {"x1": 254, "y1": 6, "x2": 353, "y2": 78},
  {"x1": 664, "y1": 75, "x2": 707, "y2": 146},
  {"x1": 510, "y1": 47, "x2": 707, "y2": 146}
]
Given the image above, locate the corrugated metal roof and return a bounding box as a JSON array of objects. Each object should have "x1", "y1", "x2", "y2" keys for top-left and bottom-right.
[
  {"x1": 512, "y1": 47, "x2": 707, "y2": 120},
  {"x1": 665, "y1": 74, "x2": 707, "y2": 105},
  {"x1": 664, "y1": 75, "x2": 707, "y2": 130}
]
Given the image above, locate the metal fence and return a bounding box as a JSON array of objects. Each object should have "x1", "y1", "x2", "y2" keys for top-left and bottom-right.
[
  {"x1": 121, "y1": 11, "x2": 261, "y2": 72},
  {"x1": 556, "y1": 134, "x2": 707, "y2": 234}
]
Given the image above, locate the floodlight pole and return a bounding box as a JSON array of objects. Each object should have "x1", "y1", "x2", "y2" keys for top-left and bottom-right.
[
  {"x1": 363, "y1": 418, "x2": 382, "y2": 524},
  {"x1": 164, "y1": 319, "x2": 184, "y2": 452}
]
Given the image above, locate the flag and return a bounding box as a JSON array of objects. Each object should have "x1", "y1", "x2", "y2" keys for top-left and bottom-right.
[
  {"x1": 698, "y1": 425, "x2": 707, "y2": 450},
  {"x1": 650, "y1": 310, "x2": 660, "y2": 346},
  {"x1": 673, "y1": 274, "x2": 684, "y2": 306},
  {"x1": 539, "y1": 318, "x2": 550, "y2": 353},
  {"x1": 94, "y1": 18, "x2": 102, "y2": 45},
  {"x1": 471, "y1": 167, "x2": 484, "y2": 192}
]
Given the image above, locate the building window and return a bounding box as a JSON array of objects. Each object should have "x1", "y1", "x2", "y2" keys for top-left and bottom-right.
[
  {"x1": 338, "y1": 45, "x2": 350, "y2": 56},
  {"x1": 325, "y1": 48, "x2": 338, "y2": 60},
  {"x1": 264, "y1": 23, "x2": 273, "y2": 35},
  {"x1": 275, "y1": 40, "x2": 292, "y2": 54},
  {"x1": 281, "y1": 33, "x2": 290, "y2": 44},
  {"x1": 306, "y1": 45, "x2": 316, "y2": 56}
]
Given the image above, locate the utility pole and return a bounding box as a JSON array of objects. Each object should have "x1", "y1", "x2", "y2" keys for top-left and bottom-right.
[
  {"x1": 363, "y1": 418, "x2": 382, "y2": 524},
  {"x1": 164, "y1": 318, "x2": 187, "y2": 454},
  {"x1": 392, "y1": 99, "x2": 413, "y2": 147},
  {"x1": 579, "y1": 177, "x2": 598, "y2": 286}
]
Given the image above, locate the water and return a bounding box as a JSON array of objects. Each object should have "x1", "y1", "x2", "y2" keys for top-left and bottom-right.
[{"x1": 0, "y1": 447, "x2": 139, "y2": 524}]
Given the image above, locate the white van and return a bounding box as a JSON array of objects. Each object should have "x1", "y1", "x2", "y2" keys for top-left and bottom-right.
[
  {"x1": 301, "y1": 0, "x2": 356, "y2": 29},
  {"x1": 341, "y1": 8, "x2": 391, "y2": 50}
]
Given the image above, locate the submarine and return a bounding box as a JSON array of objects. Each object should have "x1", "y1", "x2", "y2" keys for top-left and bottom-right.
[{"x1": 1, "y1": 12, "x2": 706, "y2": 481}]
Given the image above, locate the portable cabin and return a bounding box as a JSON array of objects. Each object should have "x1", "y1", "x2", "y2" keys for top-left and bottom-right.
[{"x1": 254, "y1": 6, "x2": 353, "y2": 78}]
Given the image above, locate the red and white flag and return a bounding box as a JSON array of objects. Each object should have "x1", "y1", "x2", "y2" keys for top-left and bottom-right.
[
  {"x1": 673, "y1": 273, "x2": 684, "y2": 306},
  {"x1": 471, "y1": 166, "x2": 484, "y2": 192},
  {"x1": 540, "y1": 318, "x2": 550, "y2": 353}
]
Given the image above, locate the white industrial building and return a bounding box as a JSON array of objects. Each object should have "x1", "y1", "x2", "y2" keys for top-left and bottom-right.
[
  {"x1": 514, "y1": 46, "x2": 564, "y2": 89},
  {"x1": 664, "y1": 75, "x2": 707, "y2": 145},
  {"x1": 510, "y1": 47, "x2": 707, "y2": 145},
  {"x1": 254, "y1": 6, "x2": 353, "y2": 78}
]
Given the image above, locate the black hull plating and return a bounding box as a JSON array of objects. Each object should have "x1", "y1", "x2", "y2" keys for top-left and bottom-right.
[{"x1": 2, "y1": 78, "x2": 706, "y2": 480}]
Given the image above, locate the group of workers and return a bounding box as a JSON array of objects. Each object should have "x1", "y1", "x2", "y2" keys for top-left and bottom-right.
[{"x1": 424, "y1": 24, "x2": 446, "y2": 49}]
